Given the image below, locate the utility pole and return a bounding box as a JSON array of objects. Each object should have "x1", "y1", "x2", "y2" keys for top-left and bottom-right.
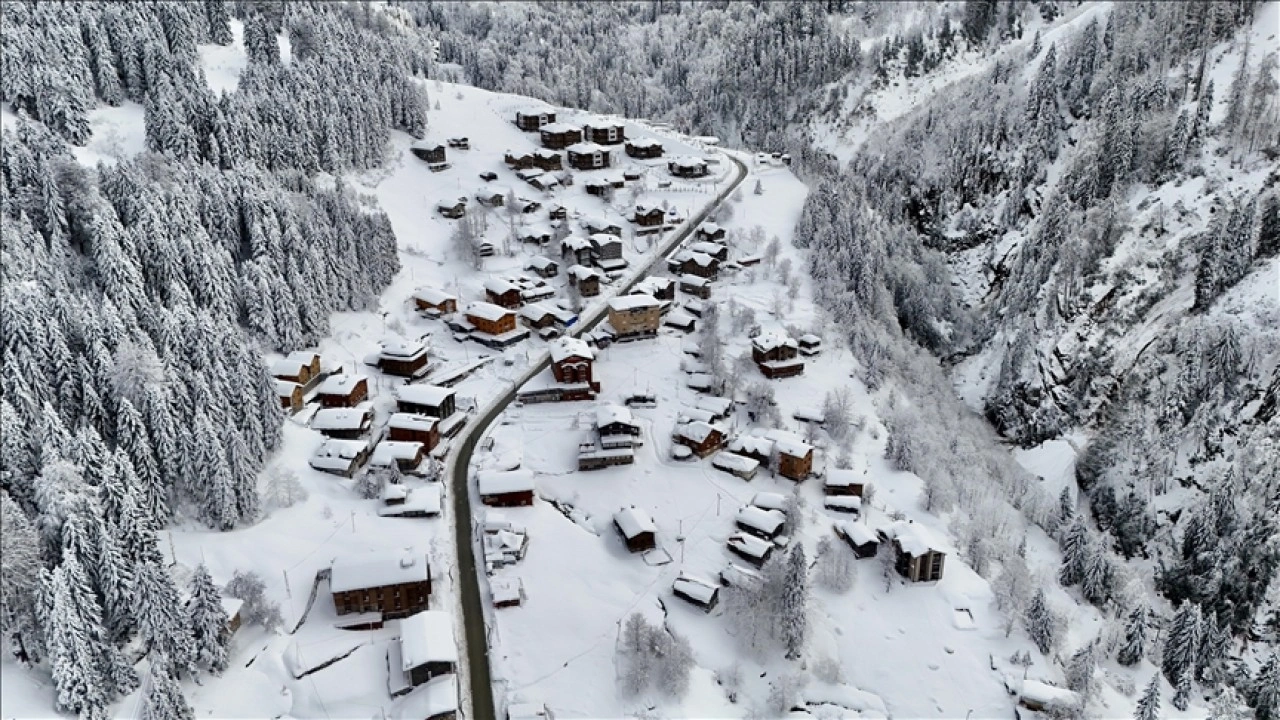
[{"x1": 283, "y1": 569, "x2": 292, "y2": 599}]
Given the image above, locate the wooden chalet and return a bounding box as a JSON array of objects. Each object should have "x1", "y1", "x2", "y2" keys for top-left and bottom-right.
[
  {"x1": 694, "y1": 222, "x2": 727, "y2": 243},
  {"x1": 378, "y1": 338, "x2": 431, "y2": 379},
  {"x1": 582, "y1": 119, "x2": 626, "y2": 145},
  {"x1": 606, "y1": 295, "x2": 661, "y2": 341},
  {"x1": 668, "y1": 157, "x2": 709, "y2": 178},
  {"x1": 798, "y1": 333, "x2": 822, "y2": 356},
  {"x1": 447, "y1": 136, "x2": 469, "y2": 149},
  {"x1": 672, "y1": 421, "x2": 725, "y2": 458},
  {"x1": 271, "y1": 351, "x2": 322, "y2": 385},
  {"x1": 632, "y1": 276, "x2": 675, "y2": 301},
  {"x1": 309, "y1": 438, "x2": 372, "y2": 477},
  {"x1": 477, "y1": 469, "x2": 535, "y2": 507},
  {"x1": 725, "y1": 532, "x2": 774, "y2": 568},
  {"x1": 736, "y1": 506, "x2": 786, "y2": 541},
  {"x1": 882, "y1": 521, "x2": 947, "y2": 582},
  {"x1": 548, "y1": 203, "x2": 567, "y2": 221},
  {"x1": 688, "y1": 240, "x2": 729, "y2": 262},
  {"x1": 275, "y1": 379, "x2": 304, "y2": 414},
  {"x1": 631, "y1": 204, "x2": 665, "y2": 229},
  {"x1": 525, "y1": 256, "x2": 558, "y2": 278},
  {"x1": 413, "y1": 288, "x2": 458, "y2": 316},
  {"x1": 476, "y1": 188, "x2": 506, "y2": 208},
  {"x1": 614, "y1": 507, "x2": 657, "y2": 553},
  {"x1": 672, "y1": 574, "x2": 719, "y2": 612},
  {"x1": 766, "y1": 429, "x2": 813, "y2": 481},
  {"x1": 566, "y1": 142, "x2": 610, "y2": 170},
  {"x1": 679, "y1": 274, "x2": 711, "y2": 299},
  {"x1": 625, "y1": 138, "x2": 663, "y2": 159},
  {"x1": 751, "y1": 332, "x2": 805, "y2": 379},
  {"x1": 464, "y1": 302, "x2": 528, "y2": 348},
  {"x1": 678, "y1": 251, "x2": 720, "y2": 279},
  {"x1": 568, "y1": 264, "x2": 602, "y2": 297},
  {"x1": 311, "y1": 407, "x2": 373, "y2": 440},
  {"x1": 834, "y1": 521, "x2": 880, "y2": 559},
  {"x1": 398, "y1": 610, "x2": 457, "y2": 686},
  {"x1": 539, "y1": 122, "x2": 582, "y2": 150},
  {"x1": 664, "y1": 309, "x2": 696, "y2": 333},
  {"x1": 370, "y1": 440, "x2": 428, "y2": 474},
  {"x1": 315, "y1": 374, "x2": 369, "y2": 408},
  {"x1": 561, "y1": 235, "x2": 594, "y2": 265},
  {"x1": 551, "y1": 337, "x2": 597, "y2": 388},
  {"x1": 584, "y1": 177, "x2": 612, "y2": 197},
  {"x1": 587, "y1": 233, "x2": 624, "y2": 269},
  {"x1": 1013, "y1": 680, "x2": 1082, "y2": 715},
  {"x1": 515, "y1": 107, "x2": 555, "y2": 131},
  {"x1": 825, "y1": 468, "x2": 866, "y2": 498},
  {"x1": 437, "y1": 199, "x2": 467, "y2": 219},
  {"x1": 491, "y1": 577, "x2": 524, "y2": 608},
  {"x1": 330, "y1": 554, "x2": 432, "y2": 619},
  {"x1": 410, "y1": 140, "x2": 447, "y2": 164},
  {"x1": 484, "y1": 278, "x2": 524, "y2": 309},
  {"x1": 220, "y1": 598, "x2": 243, "y2": 640},
  {"x1": 583, "y1": 217, "x2": 623, "y2": 237},
  {"x1": 396, "y1": 384, "x2": 456, "y2": 419},
  {"x1": 388, "y1": 413, "x2": 440, "y2": 450}
]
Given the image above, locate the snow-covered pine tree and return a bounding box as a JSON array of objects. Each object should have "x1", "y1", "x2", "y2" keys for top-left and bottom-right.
[
  {"x1": 1066, "y1": 640, "x2": 1096, "y2": 699},
  {"x1": 1, "y1": 492, "x2": 45, "y2": 664},
  {"x1": 1207, "y1": 685, "x2": 1250, "y2": 720},
  {"x1": 1057, "y1": 518, "x2": 1089, "y2": 586},
  {"x1": 186, "y1": 564, "x2": 228, "y2": 675},
  {"x1": 780, "y1": 544, "x2": 808, "y2": 659},
  {"x1": 1134, "y1": 674, "x2": 1161, "y2": 720},
  {"x1": 1172, "y1": 663, "x2": 1193, "y2": 711},
  {"x1": 1162, "y1": 602, "x2": 1202, "y2": 686},
  {"x1": 141, "y1": 652, "x2": 195, "y2": 720},
  {"x1": 1251, "y1": 653, "x2": 1280, "y2": 720},
  {"x1": 45, "y1": 565, "x2": 109, "y2": 719},
  {"x1": 1117, "y1": 603, "x2": 1148, "y2": 666},
  {"x1": 1024, "y1": 589, "x2": 1055, "y2": 655},
  {"x1": 1080, "y1": 544, "x2": 1113, "y2": 607},
  {"x1": 134, "y1": 559, "x2": 194, "y2": 673}
]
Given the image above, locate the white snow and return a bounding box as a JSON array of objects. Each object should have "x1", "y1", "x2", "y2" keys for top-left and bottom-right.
[
  {"x1": 330, "y1": 553, "x2": 431, "y2": 594},
  {"x1": 613, "y1": 507, "x2": 657, "y2": 539},
  {"x1": 397, "y1": 384, "x2": 455, "y2": 408},
  {"x1": 477, "y1": 468, "x2": 536, "y2": 495},
  {"x1": 399, "y1": 611, "x2": 458, "y2": 670}
]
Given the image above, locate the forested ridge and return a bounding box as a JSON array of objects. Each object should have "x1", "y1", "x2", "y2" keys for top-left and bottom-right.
[{"x1": 0, "y1": 2, "x2": 422, "y2": 716}]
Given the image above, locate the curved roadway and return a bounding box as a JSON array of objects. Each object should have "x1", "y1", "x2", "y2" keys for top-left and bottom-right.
[{"x1": 446, "y1": 151, "x2": 748, "y2": 720}]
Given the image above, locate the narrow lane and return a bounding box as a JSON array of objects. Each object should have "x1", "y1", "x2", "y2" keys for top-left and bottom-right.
[{"x1": 447, "y1": 151, "x2": 748, "y2": 720}]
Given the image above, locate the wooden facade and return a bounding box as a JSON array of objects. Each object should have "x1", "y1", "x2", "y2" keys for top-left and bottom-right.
[
  {"x1": 316, "y1": 376, "x2": 368, "y2": 408},
  {"x1": 583, "y1": 121, "x2": 625, "y2": 145},
  {"x1": 515, "y1": 109, "x2": 555, "y2": 131},
  {"x1": 466, "y1": 308, "x2": 517, "y2": 337},
  {"x1": 388, "y1": 414, "x2": 440, "y2": 451},
  {"x1": 625, "y1": 139, "x2": 664, "y2": 159},
  {"x1": 777, "y1": 448, "x2": 813, "y2": 481},
  {"x1": 540, "y1": 124, "x2": 582, "y2": 150},
  {"x1": 330, "y1": 562, "x2": 431, "y2": 620},
  {"x1": 411, "y1": 143, "x2": 447, "y2": 164}
]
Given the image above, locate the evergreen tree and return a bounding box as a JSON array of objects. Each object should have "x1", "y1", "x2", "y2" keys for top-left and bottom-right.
[
  {"x1": 1081, "y1": 545, "x2": 1112, "y2": 607},
  {"x1": 134, "y1": 559, "x2": 193, "y2": 673},
  {"x1": 46, "y1": 566, "x2": 108, "y2": 718},
  {"x1": 186, "y1": 564, "x2": 229, "y2": 675},
  {"x1": 1197, "y1": 611, "x2": 1229, "y2": 684},
  {"x1": 0, "y1": 493, "x2": 45, "y2": 664},
  {"x1": 1057, "y1": 486, "x2": 1074, "y2": 526},
  {"x1": 1207, "y1": 685, "x2": 1250, "y2": 720},
  {"x1": 1024, "y1": 589, "x2": 1055, "y2": 655},
  {"x1": 1058, "y1": 518, "x2": 1089, "y2": 586},
  {"x1": 780, "y1": 544, "x2": 808, "y2": 659},
  {"x1": 141, "y1": 652, "x2": 194, "y2": 720},
  {"x1": 1066, "y1": 640, "x2": 1096, "y2": 699},
  {"x1": 1252, "y1": 653, "x2": 1280, "y2": 720},
  {"x1": 1162, "y1": 603, "x2": 1202, "y2": 686},
  {"x1": 242, "y1": 15, "x2": 280, "y2": 66},
  {"x1": 1117, "y1": 603, "x2": 1148, "y2": 666},
  {"x1": 1134, "y1": 674, "x2": 1161, "y2": 720}
]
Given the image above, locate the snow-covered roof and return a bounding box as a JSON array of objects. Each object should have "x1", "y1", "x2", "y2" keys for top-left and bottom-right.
[
  {"x1": 837, "y1": 520, "x2": 878, "y2": 546},
  {"x1": 824, "y1": 496, "x2": 862, "y2": 511},
  {"x1": 484, "y1": 277, "x2": 522, "y2": 296},
  {"x1": 678, "y1": 274, "x2": 709, "y2": 287},
  {"x1": 695, "y1": 396, "x2": 733, "y2": 416},
  {"x1": 688, "y1": 241, "x2": 724, "y2": 256},
  {"x1": 389, "y1": 413, "x2": 439, "y2": 432},
  {"x1": 684, "y1": 252, "x2": 717, "y2": 267},
  {"x1": 312, "y1": 438, "x2": 370, "y2": 462},
  {"x1": 608, "y1": 295, "x2": 660, "y2": 312},
  {"x1": 886, "y1": 521, "x2": 945, "y2": 557},
  {"x1": 670, "y1": 156, "x2": 707, "y2": 168},
  {"x1": 539, "y1": 122, "x2": 580, "y2": 134},
  {"x1": 751, "y1": 492, "x2": 787, "y2": 512},
  {"x1": 672, "y1": 574, "x2": 718, "y2": 604},
  {"x1": 411, "y1": 139, "x2": 444, "y2": 151},
  {"x1": 627, "y1": 137, "x2": 662, "y2": 148},
  {"x1": 675, "y1": 421, "x2": 721, "y2": 444},
  {"x1": 316, "y1": 374, "x2": 367, "y2": 396},
  {"x1": 413, "y1": 287, "x2": 456, "y2": 306},
  {"x1": 551, "y1": 337, "x2": 593, "y2": 363},
  {"x1": 567, "y1": 264, "x2": 600, "y2": 280},
  {"x1": 274, "y1": 379, "x2": 301, "y2": 397},
  {"x1": 525, "y1": 256, "x2": 557, "y2": 270},
  {"x1": 270, "y1": 353, "x2": 314, "y2": 377},
  {"x1": 516, "y1": 103, "x2": 554, "y2": 115},
  {"x1": 516, "y1": 168, "x2": 545, "y2": 180},
  {"x1": 382, "y1": 484, "x2": 410, "y2": 503},
  {"x1": 666, "y1": 309, "x2": 696, "y2": 327},
  {"x1": 311, "y1": 408, "x2": 371, "y2": 431},
  {"x1": 583, "y1": 215, "x2": 621, "y2": 231},
  {"x1": 765, "y1": 429, "x2": 812, "y2": 458},
  {"x1": 698, "y1": 221, "x2": 722, "y2": 235},
  {"x1": 397, "y1": 384, "x2": 454, "y2": 408},
  {"x1": 464, "y1": 302, "x2": 513, "y2": 323},
  {"x1": 399, "y1": 611, "x2": 457, "y2": 670},
  {"x1": 726, "y1": 533, "x2": 773, "y2": 559},
  {"x1": 491, "y1": 577, "x2": 522, "y2": 604},
  {"x1": 379, "y1": 337, "x2": 428, "y2": 360},
  {"x1": 793, "y1": 405, "x2": 826, "y2": 423},
  {"x1": 1017, "y1": 680, "x2": 1081, "y2": 708},
  {"x1": 388, "y1": 674, "x2": 457, "y2": 720},
  {"x1": 737, "y1": 506, "x2": 786, "y2": 536},
  {"x1": 596, "y1": 404, "x2": 635, "y2": 429},
  {"x1": 728, "y1": 434, "x2": 773, "y2": 457},
  {"x1": 589, "y1": 232, "x2": 622, "y2": 247},
  {"x1": 825, "y1": 468, "x2": 864, "y2": 489},
  {"x1": 614, "y1": 507, "x2": 657, "y2": 539},
  {"x1": 330, "y1": 553, "x2": 429, "y2": 593},
  {"x1": 799, "y1": 333, "x2": 822, "y2": 345},
  {"x1": 565, "y1": 141, "x2": 607, "y2": 154},
  {"x1": 371, "y1": 441, "x2": 425, "y2": 466},
  {"x1": 477, "y1": 468, "x2": 535, "y2": 496},
  {"x1": 711, "y1": 452, "x2": 760, "y2": 474},
  {"x1": 507, "y1": 703, "x2": 550, "y2": 720},
  {"x1": 752, "y1": 331, "x2": 798, "y2": 353},
  {"x1": 562, "y1": 235, "x2": 593, "y2": 252},
  {"x1": 220, "y1": 597, "x2": 243, "y2": 620},
  {"x1": 632, "y1": 276, "x2": 673, "y2": 294}
]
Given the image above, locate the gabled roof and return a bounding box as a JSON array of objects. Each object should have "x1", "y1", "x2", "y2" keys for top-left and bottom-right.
[
  {"x1": 399, "y1": 611, "x2": 457, "y2": 670},
  {"x1": 614, "y1": 507, "x2": 656, "y2": 539},
  {"x1": 764, "y1": 429, "x2": 812, "y2": 458},
  {"x1": 397, "y1": 384, "x2": 455, "y2": 407},
  {"x1": 608, "y1": 295, "x2": 660, "y2": 312},
  {"x1": 726, "y1": 532, "x2": 772, "y2": 559},
  {"x1": 684, "y1": 251, "x2": 717, "y2": 268},
  {"x1": 484, "y1": 277, "x2": 522, "y2": 296},
  {"x1": 329, "y1": 553, "x2": 429, "y2": 593},
  {"x1": 626, "y1": 137, "x2": 663, "y2": 149},
  {"x1": 837, "y1": 520, "x2": 878, "y2": 546},
  {"x1": 672, "y1": 573, "x2": 718, "y2": 604},
  {"x1": 539, "y1": 122, "x2": 580, "y2": 134},
  {"x1": 311, "y1": 408, "x2": 371, "y2": 431},
  {"x1": 562, "y1": 235, "x2": 593, "y2": 251},
  {"x1": 464, "y1": 302, "x2": 514, "y2": 323},
  {"x1": 413, "y1": 287, "x2": 456, "y2": 306},
  {"x1": 752, "y1": 331, "x2": 798, "y2": 353},
  {"x1": 567, "y1": 264, "x2": 602, "y2": 280},
  {"x1": 596, "y1": 404, "x2": 634, "y2": 429},
  {"x1": 316, "y1": 374, "x2": 367, "y2": 396},
  {"x1": 389, "y1": 413, "x2": 439, "y2": 432},
  {"x1": 698, "y1": 221, "x2": 723, "y2": 235},
  {"x1": 526, "y1": 256, "x2": 557, "y2": 270},
  {"x1": 751, "y1": 492, "x2": 787, "y2": 511},
  {"x1": 825, "y1": 468, "x2": 864, "y2": 489},
  {"x1": 566, "y1": 141, "x2": 607, "y2": 155},
  {"x1": 550, "y1": 337, "x2": 593, "y2": 363},
  {"x1": 736, "y1": 506, "x2": 786, "y2": 536},
  {"x1": 674, "y1": 420, "x2": 721, "y2": 444},
  {"x1": 885, "y1": 520, "x2": 946, "y2": 557},
  {"x1": 589, "y1": 232, "x2": 622, "y2": 247},
  {"x1": 379, "y1": 338, "x2": 428, "y2": 360},
  {"x1": 274, "y1": 379, "x2": 301, "y2": 397},
  {"x1": 371, "y1": 441, "x2": 425, "y2": 466},
  {"x1": 477, "y1": 468, "x2": 535, "y2": 495},
  {"x1": 410, "y1": 139, "x2": 444, "y2": 151}
]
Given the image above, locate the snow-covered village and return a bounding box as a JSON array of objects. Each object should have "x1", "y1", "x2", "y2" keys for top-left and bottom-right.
[{"x1": 1, "y1": 2, "x2": 1278, "y2": 720}]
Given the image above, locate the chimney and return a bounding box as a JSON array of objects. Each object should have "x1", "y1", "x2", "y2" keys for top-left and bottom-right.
[{"x1": 400, "y1": 555, "x2": 416, "y2": 569}]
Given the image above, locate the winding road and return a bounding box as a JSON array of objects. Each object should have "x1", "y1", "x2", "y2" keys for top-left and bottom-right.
[{"x1": 445, "y1": 150, "x2": 748, "y2": 720}]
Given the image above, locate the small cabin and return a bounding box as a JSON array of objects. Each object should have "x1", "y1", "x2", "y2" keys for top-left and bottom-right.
[
  {"x1": 447, "y1": 137, "x2": 469, "y2": 150},
  {"x1": 271, "y1": 351, "x2": 322, "y2": 385},
  {"x1": 311, "y1": 407, "x2": 373, "y2": 440},
  {"x1": 275, "y1": 379, "x2": 304, "y2": 414},
  {"x1": 378, "y1": 338, "x2": 430, "y2": 379},
  {"x1": 331, "y1": 554, "x2": 432, "y2": 619},
  {"x1": 539, "y1": 123, "x2": 582, "y2": 150},
  {"x1": 632, "y1": 276, "x2": 675, "y2": 301},
  {"x1": 525, "y1": 256, "x2": 559, "y2": 279},
  {"x1": 531, "y1": 149, "x2": 562, "y2": 171},
  {"x1": 726, "y1": 532, "x2": 774, "y2": 568},
  {"x1": 582, "y1": 119, "x2": 626, "y2": 145},
  {"x1": 583, "y1": 218, "x2": 623, "y2": 237},
  {"x1": 825, "y1": 468, "x2": 866, "y2": 498},
  {"x1": 437, "y1": 199, "x2": 467, "y2": 219},
  {"x1": 736, "y1": 506, "x2": 786, "y2": 540},
  {"x1": 396, "y1": 384, "x2": 456, "y2": 419},
  {"x1": 584, "y1": 178, "x2": 612, "y2": 197},
  {"x1": 614, "y1": 507, "x2": 657, "y2": 553},
  {"x1": 668, "y1": 157, "x2": 709, "y2": 178},
  {"x1": 1014, "y1": 680, "x2": 1083, "y2": 715},
  {"x1": 596, "y1": 404, "x2": 640, "y2": 440},
  {"x1": 388, "y1": 413, "x2": 440, "y2": 450},
  {"x1": 484, "y1": 278, "x2": 524, "y2": 309},
  {"x1": 752, "y1": 332, "x2": 805, "y2": 379},
  {"x1": 548, "y1": 204, "x2": 567, "y2": 221},
  {"x1": 711, "y1": 451, "x2": 760, "y2": 480},
  {"x1": 309, "y1": 438, "x2": 372, "y2": 477},
  {"x1": 491, "y1": 577, "x2": 525, "y2": 609},
  {"x1": 476, "y1": 189, "x2": 505, "y2": 208},
  {"x1": 672, "y1": 421, "x2": 725, "y2": 458},
  {"x1": 315, "y1": 374, "x2": 369, "y2": 408},
  {"x1": 679, "y1": 274, "x2": 711, "y2": 300},
  {"x1": 678, "y1": 252, "x2": 719, "y2": 279},
  {"x1": 411, "y1": 141, "x2": 446, "y2": 164},
  {"x1": 694, "y1": 222, "x2": 726, "y2": 243},
  {"x1": 478, "y1": 469, "x2": 536, "y2": 507},
  {"x1": 370, "y1": 441, "x2": 428, "y2": 474},
  {"x1": 379, "y1": 486, "x2": 443, "y2": 518},
  {"x1": 588, "y1": 233, "x2": 623, "y2": 264},
  {"x1": 672, "y1": 573, "x2": 719, "y2": 612},
  {"x1": 568, "y1": 265, "x2": 602, "y2": 297},
  {"x1": 687, "y1": 240, "x2": 728, "y2": 262},
  {"x1": 562, "y1": 236, "x2": 594, "y2": 265},
  {"x1": 566, "y1": 142, "x2": 610, "y2": 170},
  {"x1": 220, "y1": 598, "x2": 243, "y2": 640},
  {"x1": 835, "y1": 521, "x2": 880, "y2": 559},
  {"x1": 882, "y1": 521, "x2": 947, "y2": 582},
  {"x1": 625, "y1": 138, "x2": 664, "y2": 159},
  {"x1": 413, "y1": 288, "x2": 458, "y2": 317},
  {"x1": 632, "y1": 204, "x2": 665, "y2": 228},
  {"x1": 606, "y1": 295, "x2": 661, "y2": 340},
  {"x1": 464, "y1": 302, "x2": 519, "y2": 338},
  {"x1": 515, "y1": 107, "x2": 556, "y2": 131},
  {"x1": 798, "y1": 334, "x2": 822, "y2": 356},
  {"x1": 399, "y1": 610, "x2": 457, "y2": 686},
  {"x1": 664, "y1": 309, "x2": 696, "y2": 333}
]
